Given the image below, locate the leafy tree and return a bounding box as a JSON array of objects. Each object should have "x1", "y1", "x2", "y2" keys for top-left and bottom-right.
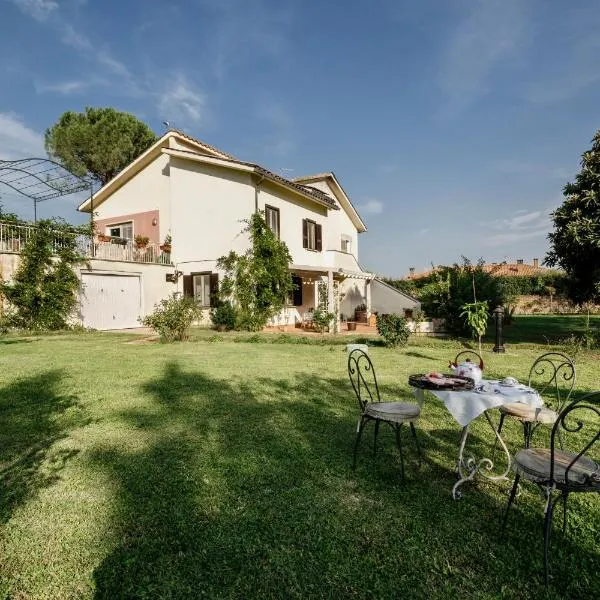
[
  {"x1": 45, "y1": 107, "x2": 157, "y2": 185},
  {"x1": 460, "y1": 301, "x2": 489, "y2": 354},
  {"x1": 217, "y1": 211, "x2": 294, "y2": 331},
  {"x1": 546, "y1": 130, "x2": 600, "y2": 304},
  {"x1": 0, "y1": 219, "x2": 86, "y2": 330},
  {"x1": 376, "y1": 313, "x2": 410, "y2": 348}
]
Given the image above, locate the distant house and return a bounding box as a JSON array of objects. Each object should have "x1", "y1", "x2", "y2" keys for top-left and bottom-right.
[
  {"x1": 405, "y1": 258, "x2": 556, "y2": 281},
  {"x1": 71, "y1": 129, "x2": 418, "y2": 329}
]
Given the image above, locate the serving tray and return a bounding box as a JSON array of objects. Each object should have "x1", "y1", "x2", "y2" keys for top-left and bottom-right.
[{"x1": 409, "y1": 373, "x2": 475, "y2": 391}]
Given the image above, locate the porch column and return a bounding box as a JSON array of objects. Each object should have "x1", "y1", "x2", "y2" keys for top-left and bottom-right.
[
  {"x1": 366, "y1": 278, "x2": 372, "y2": 315},
  {"x1": 327, "y1": 270, "x2": 335, "y2": 334},
  {"x1": 314, "y1": 277, "x2": 319, "y2": 308}
]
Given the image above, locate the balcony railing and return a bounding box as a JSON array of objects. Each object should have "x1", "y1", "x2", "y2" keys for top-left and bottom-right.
[{"x1": 0, "y1": 221, "x2": 172, "y2": 265}]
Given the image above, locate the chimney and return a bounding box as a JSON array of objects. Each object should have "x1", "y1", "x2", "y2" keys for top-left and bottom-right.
[
  {"x1": 533, "y1": 258, "x2": 539, "y2": 267},
  {"x1": 409, "y1": 267, "x2": 415, "y2": 276},
  {"x1": 517, "y1": 259, "x2": 523, "y2": 265}
]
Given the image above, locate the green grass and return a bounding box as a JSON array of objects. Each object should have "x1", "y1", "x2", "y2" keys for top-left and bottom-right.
[
  {"x1": 485, "y1": 313, "x2": 600, "y2": 345},
  {"x1": 0, "y1": 328, "x2": 598, "y2": 599}
]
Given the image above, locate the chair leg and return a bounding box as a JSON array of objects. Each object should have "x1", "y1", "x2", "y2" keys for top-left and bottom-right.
[
  {"x1": 394, "y1": 423, "x2": 405, "y2": 480},
  {"x1": 373, "y1": 420, "x2": 380, "y2": 455},
  {"x1": 409, "y1": 421, "x2": 422, "y2": 467},
  {"x1": 544, "y1": 492, "x2": 557, "y2": 586},
  {"x1": 493, "y1": 413, "x2": 506, "y2": 458},
  {"x1": 353, "y1": 416, "x2": 367, "y2": 470},
  {"x1": 523, "y1": 421, "x2": 532, "y2": 449},
  {"x1": 502, "y1": 474, "x2": 520, "y2": 531},
  {"x1": 562, "y1": 492, "x2": 569, "y2": 535}
]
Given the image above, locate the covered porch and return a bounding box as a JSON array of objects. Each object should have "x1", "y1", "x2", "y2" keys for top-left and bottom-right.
[{"x1": 267, "y1": 265, "x2": 374, "y2": 332}]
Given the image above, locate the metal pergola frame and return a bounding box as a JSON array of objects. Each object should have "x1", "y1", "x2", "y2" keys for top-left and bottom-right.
[{"x1": 0, "y1": 158, "x2": 94, "y2": 226}]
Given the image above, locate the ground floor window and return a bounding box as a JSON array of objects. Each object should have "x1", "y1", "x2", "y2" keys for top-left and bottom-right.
[{"x1": 183, "y1": 272, "x2": 219, "y2": 306}]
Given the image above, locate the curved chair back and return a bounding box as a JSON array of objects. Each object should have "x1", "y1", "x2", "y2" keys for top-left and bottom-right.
[
  {"x1": 550, "y1": 391, "x2": 600, "y2": 489},
  {"x1": 528, "y1": 352, "x2": 575, "y2": 413},
  {"x1": 348, "y1": 349, "x2": 380, "y2": 412},
  {"x1": 450, "y1": 350, "x2": 484, "y2": 371}
]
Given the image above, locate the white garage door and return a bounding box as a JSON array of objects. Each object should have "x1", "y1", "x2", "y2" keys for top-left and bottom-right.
[{"x1": 80, "y1": 273, "x2": 142, "y2": 330}]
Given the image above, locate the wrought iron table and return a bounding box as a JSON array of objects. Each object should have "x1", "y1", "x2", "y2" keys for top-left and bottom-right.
[{"x1": 413, "y1": 380, "x2": 543, "y2": 499}]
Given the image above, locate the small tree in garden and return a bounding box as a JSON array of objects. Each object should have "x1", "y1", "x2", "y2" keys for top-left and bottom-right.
[
  {"x1": 460, "y1": 301, "x2": 489, "y2": 354},
  {"x1": 376, "y1": 314, "x2": 410, "y2": 348},
  {"x1": 1, "y1": 219, "x2": 87, "y2": 330},
  {"x1": 141, "y1": 293, "x2": 201, "y2": 342},
  {"x1": 217, "y1": 211, "x2": 294, "y2": 331}
]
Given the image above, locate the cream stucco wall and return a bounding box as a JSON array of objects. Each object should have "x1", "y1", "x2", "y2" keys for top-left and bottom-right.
[
  {"x1": 257, "y1": 181, "x2": 329, "y2": 267},
  {"x1": 302, "y1": 180, "x2": 360, "y2": 261},
  {"x1": 169, "y1": 158, "x2": 255, "y2": 267},
  {"x1": 93, "y1": 153, "x2": 172, "y2": 242}
]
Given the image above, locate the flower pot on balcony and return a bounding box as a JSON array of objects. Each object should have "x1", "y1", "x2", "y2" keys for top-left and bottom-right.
[
  {"x1": 160, "y1": 244, "x2": 172, "y2": 253},
  {"x1": 97, "y1": 234, "x2": 111, "y2": 243}
]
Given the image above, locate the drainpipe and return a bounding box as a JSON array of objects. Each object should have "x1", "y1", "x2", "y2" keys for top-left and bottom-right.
[{"x1": 254, "y1": 173, "x2": 265, "y2": 212}]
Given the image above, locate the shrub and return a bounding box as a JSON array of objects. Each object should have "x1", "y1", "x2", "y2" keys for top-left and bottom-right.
[
  {"x1": 210, "y1": 301, "x2": 237, "y2": 330},
  {"x1": 312, "y1": 306, "x2": 336, "y2": 333},
  {"x1": 141, "y1": 293, "x2": 201, "y2": 342},
  {"x1": 376, "y1": 313, "x2": 410, "y2": 348}
]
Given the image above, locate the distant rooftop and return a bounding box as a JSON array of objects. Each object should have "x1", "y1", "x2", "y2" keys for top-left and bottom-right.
[{"x1": 404, "y1": 258, "x2": 557, "y2": 280}]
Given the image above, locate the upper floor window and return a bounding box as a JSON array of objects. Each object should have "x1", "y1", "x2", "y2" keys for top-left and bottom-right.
[
  {"x1": 341, "y1": 235, "x2": 352, "y2": 254},
  {"x1": 107, "y1": 221, "x2": 133, "y2": 240},
  {"x1": 302, "y1": 219, "x2": 322, "y2": 252},
  {"x1": 265, "y1": 205, "x2": 280, "y2": 239}
]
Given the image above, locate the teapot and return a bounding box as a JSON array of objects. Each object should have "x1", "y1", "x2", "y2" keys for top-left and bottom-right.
[{"x1": 450, "y1": 358, "x2": 483, "y2": 385}]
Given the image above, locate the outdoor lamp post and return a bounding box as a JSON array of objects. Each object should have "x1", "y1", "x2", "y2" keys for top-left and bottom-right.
[{"x1": 493, "y1": 306, "x2": 505, "y2": 353}]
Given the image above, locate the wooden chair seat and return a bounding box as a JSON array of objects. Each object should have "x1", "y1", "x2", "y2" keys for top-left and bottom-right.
[
  {"x1": 514, "y1": 448, "x2": 600, "y2": 487},
  {"x1": 499, "y1": 402, "x2": 558, "y2": 424},
  {"x1": 365, "y1": 402, "x2": 421, "y2": 423}
]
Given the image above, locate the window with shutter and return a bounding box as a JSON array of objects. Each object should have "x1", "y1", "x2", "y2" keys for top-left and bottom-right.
[
  {"x1": 191, "y1": 272, "x2": 216, "y2": 306},
  {"x1": 302, "y1": 219, "x2": 321, "y2": 251},
  {"x1": 265, "y1": 205, "x2": 280, "y2": 239},
  {"x1": 183, "y1": 275, "x2": 193, "y2": 297}
]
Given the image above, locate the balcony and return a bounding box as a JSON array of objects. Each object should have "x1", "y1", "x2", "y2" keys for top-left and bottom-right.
[{"x1": 0, "y1": 221, "x2": 173, "y2": 265}]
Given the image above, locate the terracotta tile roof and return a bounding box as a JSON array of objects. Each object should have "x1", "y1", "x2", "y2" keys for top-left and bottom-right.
[
  {"x1": 405, "y1": 262, "x2": 556, "y2": 280},
  {"x1": 168, "y1": 148, "x2": 339, "y2": 210},
  {"x1": 169, "y1": 129, "x2": 239, "y2": 161}
]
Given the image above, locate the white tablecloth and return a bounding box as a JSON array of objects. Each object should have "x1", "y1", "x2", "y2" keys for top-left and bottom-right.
[{"x1": 413, "y1": 379, "x2": 543, "y2": 427}]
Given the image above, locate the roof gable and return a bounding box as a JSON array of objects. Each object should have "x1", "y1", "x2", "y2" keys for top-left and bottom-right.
[{"x1": 292, "y1": 173, "x2": 367, "y2": 233}]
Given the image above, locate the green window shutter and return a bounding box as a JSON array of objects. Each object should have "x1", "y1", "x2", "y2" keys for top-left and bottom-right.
[
  {"x1": 316, "y1": 224, "x2": 322, "y2": 252},
  {"x1": 209, "y1": 273, "x2": 219, "y2": 306},
  {"x1": 183, "y1": 275, "x2": 193, "y2": 297}
]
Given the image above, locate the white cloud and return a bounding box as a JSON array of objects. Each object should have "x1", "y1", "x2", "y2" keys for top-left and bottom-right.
[
  {"x1": 359, "y1": 199, "x2": 384, "y2": 215},
  {"x1": 157, "y1": 73, "x2": 206, "y2": 124},
  {"x1": 494, "y1": 159, "x2": 572, "y2": 180},
  {"x1": 417, "y1": 228, "x2": 430, "y2": 235},
  {"x1": 437, "y1": 0, "x2": 530, "y2": 117},
  {"x1": 0, "y1": 113, "x2": 45, "y2": 160},
  {"x1": 11, "y1": 0, "x2": 58, "y2": 22},
  {"x1": 483, "y1": 208, "x2": 553, "y2": 246},
  {"x1": 35, "y1": 79, "x2": 88, "y2": 94}
]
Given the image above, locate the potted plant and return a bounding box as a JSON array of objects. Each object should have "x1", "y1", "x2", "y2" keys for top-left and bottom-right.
[
  {"x1": 97, "y1": 233, "x2": 111, "y2": 242},
  {"x1": 347, "y1": 321, "x2": 357, "y2": 331},
  {"x1": 135, "y1": 235, "x2": 150, "y2": 249},
  {"x1": 160, "y1": 233, "x2": 172, "y2": 253},
  {"x1": 355, "y1": 303, "x2": 368, "y2": 323}
]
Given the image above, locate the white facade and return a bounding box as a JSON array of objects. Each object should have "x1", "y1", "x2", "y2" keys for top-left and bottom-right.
[{"x1": 81, "y1": 130, "x2": 417, "y2": 328}]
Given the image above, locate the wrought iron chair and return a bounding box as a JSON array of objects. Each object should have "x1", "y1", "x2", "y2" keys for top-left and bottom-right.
[
  {"x1": 497, "y1": 352, "x2": 575, "y2": 449},
  {"x1": 449, "y1": 350, "x2": 484, "y2": 371},
  {"x1": 501, "y1": 390, "x2": 600, "y2": 585},
  {"x1": 347, "y1": 349, "x2": 422, "y2": 479}
]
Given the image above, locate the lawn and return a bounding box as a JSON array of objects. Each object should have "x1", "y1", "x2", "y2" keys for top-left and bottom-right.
[{"x1": 0, "y1": 329, "x2": 598, "y2": 599}]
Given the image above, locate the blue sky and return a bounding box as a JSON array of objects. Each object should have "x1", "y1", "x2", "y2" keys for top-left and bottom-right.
[{"x1": 1, "y1": 0, "x2": 599, "y2": 277}]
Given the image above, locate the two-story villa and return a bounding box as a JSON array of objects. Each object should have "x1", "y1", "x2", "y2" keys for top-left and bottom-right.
[{"x1": 76, "y1": 129, "x2": 418, "y2": 329}]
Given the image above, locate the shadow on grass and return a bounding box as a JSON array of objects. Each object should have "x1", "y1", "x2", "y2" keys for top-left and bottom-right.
[
  {"x1": 92, "y1": 362, "x2": 599, "y2": 599},
  {"x1": 405, "y1": 351, "x2": 439, "y2": 361},
  {"x1": 0, "y1": 370, "x2": 82, "y2": 524}
]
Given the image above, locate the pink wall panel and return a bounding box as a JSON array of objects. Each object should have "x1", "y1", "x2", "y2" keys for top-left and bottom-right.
[{"x1": 95, "y1": 210, "x2": 161, "y2": 243}]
